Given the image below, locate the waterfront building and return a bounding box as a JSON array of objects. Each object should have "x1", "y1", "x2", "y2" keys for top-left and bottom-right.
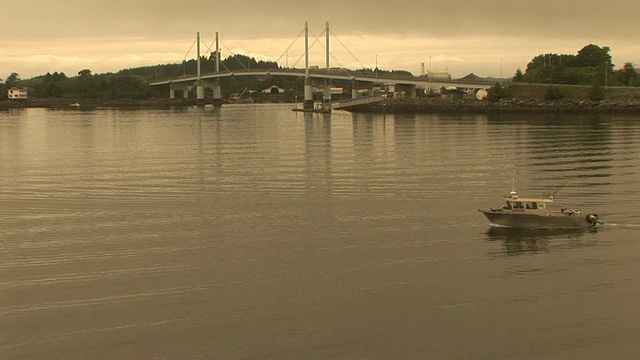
[{"x1": 7, "y1": 87, "x2": 28, "y2": 99}]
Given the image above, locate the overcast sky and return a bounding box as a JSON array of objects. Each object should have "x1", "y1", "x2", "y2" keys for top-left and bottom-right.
[{"x1": 2, "y1": 0, "x2": 638, "y2": 79}]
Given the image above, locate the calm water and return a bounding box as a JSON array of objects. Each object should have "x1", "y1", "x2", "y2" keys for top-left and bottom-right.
[{"x1": 1, "y1": 105, "x2": 640, "y2": 359}]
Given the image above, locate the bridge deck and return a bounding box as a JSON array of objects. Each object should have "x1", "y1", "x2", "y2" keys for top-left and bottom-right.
[{"x1": 150, "y1": 69, "x2": 498, "y2": 90}]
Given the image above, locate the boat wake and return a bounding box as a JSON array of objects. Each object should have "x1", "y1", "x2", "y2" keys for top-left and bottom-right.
[{"x1": 601, "y1": 223, "x2": 640, "y2": 229}]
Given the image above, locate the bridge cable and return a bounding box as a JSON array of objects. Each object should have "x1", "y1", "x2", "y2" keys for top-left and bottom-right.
[
  {"x1": 203, "y1": 38, "x2": 215, "y2": 58},
  {"x1": 182, "y1": 39, "x2": 197, "y2": 75},
  {"x1": 289, "y1": 29, "x2": 327, "y2": 68},
  {"x1": 290, "y1": 29, "x2": 322, "y2": 68},
  {"x1": 311, "y1": 30, "x2": 351, "y2": 74},
  {"x1": 330, "y1": 30, "x2": 363, "y2": 66},
  {"x1": 309, "y1": 29, "x2": 350, "y2": 71},
  {"x1": 182, "y1": 39, "x2": 197, "y2": 62},
  {"x1": 220, "y1": 39, "x2": 249, "y2": 70},
  {"x1": 274, "y1": 27, "x2": 306, "y2": 66},
  {"x1": 199, "y1": 35, "x2": 232, "y2": 72},
  {"x1": 329, "y1": 53, "x2": 347, "y2": 71}
]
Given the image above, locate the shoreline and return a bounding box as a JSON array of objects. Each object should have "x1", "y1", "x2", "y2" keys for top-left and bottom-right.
[
  {"x1": 341, "y1": 97, "x2": 640, "y2": 114},
  {"x1": 0, "y1": 98, "x2": 203, "y2": 110},
  {"x1": 2, "y1": 97, "x2": 640, "y2": 114}
]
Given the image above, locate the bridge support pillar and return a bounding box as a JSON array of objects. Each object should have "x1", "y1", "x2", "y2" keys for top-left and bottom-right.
[
  {"x1": 408, "y1": 86, "x2": 417, "y2": 99},
  {"x1": 303, "y1": 80, "x2": 313, "y2": 110},
  {"x1": 212, "y1": 79, "x2": 222, "y2": 106},
  {"x1": 303, "y1": 21, "x2": 314, "y2": 110},
  {"x1": 394, "y1": 84, "x2": 417, "y2": 99},
  {"x1": 323, "y1": 80, "x2": 332, "y2": 105},
  {"x1": 351, "y1": 80, "x2": 361, "y2": 99},
  {"x1": 196, "y1": 81, "x2": 205, "y2": 101}
]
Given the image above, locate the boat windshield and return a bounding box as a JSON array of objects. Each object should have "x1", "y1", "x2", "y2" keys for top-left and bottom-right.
[
  {"x1": 506, "y1": 201, "x2": 543, "y2": 210},
  {"x1": 506, "y1": 201, "x2": 523, "y2": 209}
]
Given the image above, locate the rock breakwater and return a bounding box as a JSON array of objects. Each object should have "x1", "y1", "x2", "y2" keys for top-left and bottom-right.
[{"x1": 344, "y1": 97, "x2": 640, "y2": 114}]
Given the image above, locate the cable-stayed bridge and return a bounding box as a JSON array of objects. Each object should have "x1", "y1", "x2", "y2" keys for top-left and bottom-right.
[{"x1": 149, "y1": 22, "x2": 496, "y2": 110}]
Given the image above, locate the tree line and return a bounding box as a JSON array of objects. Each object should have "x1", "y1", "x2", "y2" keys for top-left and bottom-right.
[
  {"x1": 1, "y1": 51, "x2": 413, "y2": 101},
  {"x1": 0, "y1": 70, "x2": 156, "y2": 100},
  {"x1": 0, "y1": 54, "x2": 286, "y2": 101},
  {"x1": 512, "y1": 44, "x2": 638, "y2": 87},
  {"x1": 2, "y1": 44, "x2": 637, "y2": 101}
]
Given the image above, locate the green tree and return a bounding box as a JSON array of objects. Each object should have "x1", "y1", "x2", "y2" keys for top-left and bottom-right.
[
  {"x1": 589, "y1": 82, "x2": 605, "y2": 101},
  {"x1": 109, "y1": 74, "x2": 152, "y2": 100},
  {"x1": 486, "y1": 83, "x2": 511, "y2": 102},
  {"x1": 521, "y1": 53, "x2": 574, "y2": 83},
  {"x1": 572, "y1": 44, "x2": 612, "y2": 68},
  {"x1": 544, "y1": 85, "x2": 564, "y2": 100},
  {"x1": 5, "y1": 72, "x2": 20, "y2": 87},
  {"x1": 39, "y1": 72, "x2": 69, "y2": 98},
  {"x1": 622, "y1": 63, "x2": 638, "y2": 86},
  {"x1": 512, "y1": 68, "x2": 524, "y2": 82},
  {"x1": 78, "y1": 69, "x2": 92, "y2": 77},
  {"x1": 519, "y1": 45, "x2": 617, "y2": 85}
]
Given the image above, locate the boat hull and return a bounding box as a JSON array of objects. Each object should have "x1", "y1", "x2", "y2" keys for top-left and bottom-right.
[{"x1": 479, "y1": 210, "x2": 598, "y2": 229}]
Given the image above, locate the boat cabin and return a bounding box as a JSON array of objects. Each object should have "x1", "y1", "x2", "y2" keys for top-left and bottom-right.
[{"x1": 502, "y1": 191, "x2": 553, "y2": 211}]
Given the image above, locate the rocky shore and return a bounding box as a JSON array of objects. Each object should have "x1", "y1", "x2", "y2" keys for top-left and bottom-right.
[{"x1": 343, "y1": 97, "x2": 640, "y2": 114}]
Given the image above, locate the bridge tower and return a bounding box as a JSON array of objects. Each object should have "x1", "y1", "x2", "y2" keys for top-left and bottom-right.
[
  {"x1": 303, "y1": 21, "x2": 313, "y2": 110},
  {"x1": 196, "y1": 32, "x2": 205, "y2": 103},
  {"x1": 212, "y1": 32, "x2": 223, "y2": 106},
  {"x1": 323, "y1": 22, "x2": 332, "y2": 106}
]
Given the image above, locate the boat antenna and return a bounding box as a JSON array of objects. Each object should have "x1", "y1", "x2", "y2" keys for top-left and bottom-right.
[
  {"x1": 510, "y1": 172, "x2": 517, "y2": 197},
  {"x1": 547, "y1": 179, "x2": 570, "y2": 198}
]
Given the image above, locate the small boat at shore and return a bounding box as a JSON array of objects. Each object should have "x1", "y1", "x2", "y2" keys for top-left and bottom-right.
[{"x1": 478, "y1": 189, "x2": 602, "y2": 229}]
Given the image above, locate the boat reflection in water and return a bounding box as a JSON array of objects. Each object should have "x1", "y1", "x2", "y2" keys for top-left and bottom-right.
[{"x1": 484, "y1": 226, "x2": 598, "y2": 256}]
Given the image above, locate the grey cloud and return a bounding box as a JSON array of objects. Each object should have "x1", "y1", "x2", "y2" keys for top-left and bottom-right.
[{"x1": 3, "y1": 0, "x2": 636, "y2": 41}]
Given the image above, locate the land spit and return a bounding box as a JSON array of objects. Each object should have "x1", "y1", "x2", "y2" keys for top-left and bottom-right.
[{"x1": 342, "y1": 97, "x2": 640, "y2": 114}]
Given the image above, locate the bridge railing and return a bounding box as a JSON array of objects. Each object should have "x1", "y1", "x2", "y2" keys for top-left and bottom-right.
[{"x1": 332, "y1": 94, "x2": 385, "y2": 109}]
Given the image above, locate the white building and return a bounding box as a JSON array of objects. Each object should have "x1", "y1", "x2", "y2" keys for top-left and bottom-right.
[
  {"x1": 427, "y1": 72, "x2": 452, "y2": 81},
  {"x1": 262, "y1": 85, "x2": 285, "y2": 94},
  {"x1": 313, "y1": 86, "x2": 344, "y2": 95},
  {"x1": 7, "y1": 87, "x2": 28, "y2": 99}
]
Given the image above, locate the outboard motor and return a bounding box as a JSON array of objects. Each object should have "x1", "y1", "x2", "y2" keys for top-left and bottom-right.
[{"x1": 586, "y1": 213, "x2": 602, "y2": 227}]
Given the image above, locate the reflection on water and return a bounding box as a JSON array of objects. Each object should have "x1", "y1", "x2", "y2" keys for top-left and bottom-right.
[
  {"x1": 484, "y1": 226, "x2": 599, "y2": 255},
  {"x1": 2, "y1": 106, "x2": 640, "y2": 359}
]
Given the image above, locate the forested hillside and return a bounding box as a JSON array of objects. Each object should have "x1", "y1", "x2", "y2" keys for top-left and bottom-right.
[{"x1": 513, "y1": 44, "x2": 638, "y2": 87}]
